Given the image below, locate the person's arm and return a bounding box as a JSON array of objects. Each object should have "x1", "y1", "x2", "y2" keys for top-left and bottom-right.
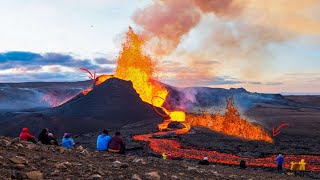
[{"x1": 27, "y1": 133, "x2": 35, "y2": 139}]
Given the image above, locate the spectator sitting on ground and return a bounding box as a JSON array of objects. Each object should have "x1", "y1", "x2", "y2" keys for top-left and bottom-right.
[
  {"x1": 97, "y1": 129, "x2": 111, "y2": 151},
  {"x1": 61, "y1": 133, "x2": 75, "y2": 148},
  {"x1": 108, "y1": 132, "x2": 125, "y2": 154},
  {"x1": 19, "y1": 128, "x2": 37, "y2": 143},
  {"x1": 48, "y1": 133, "x2": 59, "y2": 146},
  {"x1": 38, "y1": 128, "x2": 51, "y2": 145}
]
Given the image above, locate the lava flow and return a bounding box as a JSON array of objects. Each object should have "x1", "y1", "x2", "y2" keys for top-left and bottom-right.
[{"x1": 133, "y1": 132, "x2": 320, "y2": 172}]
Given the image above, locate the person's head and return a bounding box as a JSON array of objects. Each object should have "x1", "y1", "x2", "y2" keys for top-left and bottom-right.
[
  {"x1": 64, "y1": 133, "x2": 70, "y2": 138},
  {"x1": 115, "y1": 132, "x2": 120, "y2": 136},
  {"x1": 22, "y1": 128, "x2": 29, "y2": 133},
  {"x1": 48, "y1": 133, "x2": 53, "y2": 137},
  {"x1": 279, "y1": 154, "x2": 282, "y2": 157},
  {"x1": 102, "y1": 129, "x2": 108, "y2": 135},
  {"x1": 41, "y1": 128, "x2": 48, "y2": 134},
  {"x1": 204, "y1": 157, "x2": 208, "y2": 161}
]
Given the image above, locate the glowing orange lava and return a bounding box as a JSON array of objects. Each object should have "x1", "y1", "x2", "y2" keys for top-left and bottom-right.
[
  {"x1": 185, "y1": 98, "x2": 273, "y2": 142},
  {"x1": 133, "y1": 132, "x2": 320, "y2": 172}
]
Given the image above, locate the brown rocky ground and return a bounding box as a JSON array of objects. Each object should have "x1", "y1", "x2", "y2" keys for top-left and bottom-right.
[{"x1": 0, "y1": 136, "x2": 308, "y2": 180}]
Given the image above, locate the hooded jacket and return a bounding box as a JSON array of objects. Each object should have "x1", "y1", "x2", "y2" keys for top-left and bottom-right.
[
  {"x1": 19, "y1": 128, "x2": 35, "y2": 141},
  {"x1": 61, "y1": 137, "x2": 74, "y2": 148}
]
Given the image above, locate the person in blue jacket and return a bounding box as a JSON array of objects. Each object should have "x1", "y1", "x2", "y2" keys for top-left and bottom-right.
[
  {"x1": 276, "y1": 154, "x2": 284, "y2": 171},
  {"x1": 61, "y1": 133, "x2": 74, "y2": 148},
  {"x1": 97, "y1": 129, "x2": 111, "y2": 151}
]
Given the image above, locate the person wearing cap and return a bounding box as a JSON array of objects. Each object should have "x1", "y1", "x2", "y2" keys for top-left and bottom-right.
[
  {"x1": 276, "y1": 154, "x2": 284, "y2": 172},
  {"x1": 48, "y1": 133, "x2": 59, "y2": 146},
  {"x1": 61, "y1": 133, "x2": 75, "y2": 148},
  {"x1": 198, "y1": 157, "x2": 209, "y2": 165}
]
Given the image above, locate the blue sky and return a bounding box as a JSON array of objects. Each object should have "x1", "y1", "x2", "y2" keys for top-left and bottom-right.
[{"x1": 0, "y1": 0, "x2": 320, "y2": 94}]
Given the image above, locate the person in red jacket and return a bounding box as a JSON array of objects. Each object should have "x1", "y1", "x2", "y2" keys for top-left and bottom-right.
[
  {"x1": 19, "y1": 128, "x2": 36, "y2": 143},
  {"x1": 108, "y1": 132, "x2": 125, "y2": 154}
]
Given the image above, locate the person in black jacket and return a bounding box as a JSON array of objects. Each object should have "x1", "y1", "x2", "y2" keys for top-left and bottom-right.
[
  {"x1": 198, "y1": 157, "x2": 209, "y2": 165},
  {"x1": 38, "y1": 128, "x2": 51, "y2": 145}
]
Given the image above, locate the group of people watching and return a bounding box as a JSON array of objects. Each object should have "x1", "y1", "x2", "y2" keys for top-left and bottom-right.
[
  {"x1": 19, "y1": 128, "x2": 125, "y2": 154},
  {"x1": 97, "y1": 130, "x2": 125, "y2": 154},
  {"x1": 19, "y1": 127, "x2": 73, "y2": 148}
]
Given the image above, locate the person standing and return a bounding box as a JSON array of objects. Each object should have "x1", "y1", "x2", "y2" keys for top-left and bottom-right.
[
  {"x1": 276, "y1": 154, "x2": 284, "y2": 172},
  {"x1": 97, "y1": 129, "x2": 111, "y2": 151}
]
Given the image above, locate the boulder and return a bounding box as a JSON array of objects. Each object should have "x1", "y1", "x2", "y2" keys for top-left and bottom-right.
[
  {"x1": 132, "y1": 174, "x2": 142, "y2": 180},
  {"x1": 9, "y1": 156, "x2": 27, "y2": 164},
  {"x1": 146, "y1": 171, "x2": 160, "y2": 180},
  {"x1": 26, "y1": 171, "x2": 43, "y2": 180},
  {"x1": 89, "y1": 174, "x2": 102, "y2": 180}
]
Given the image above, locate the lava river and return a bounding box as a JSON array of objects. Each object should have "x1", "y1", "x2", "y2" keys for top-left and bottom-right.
[{"x1": 133, "y1": 132, "x2": 320, "y2": 172}]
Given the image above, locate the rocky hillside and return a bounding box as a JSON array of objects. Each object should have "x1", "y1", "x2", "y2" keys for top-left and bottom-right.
[{"x1": 0, "y1": 136, "x2": 306, "y2": 180}]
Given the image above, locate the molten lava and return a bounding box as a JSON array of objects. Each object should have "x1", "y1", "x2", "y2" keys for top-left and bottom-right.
[
  {"x1": 133, "y1": 132, "x2": 320, "y2": 172},
  {"x1": 185, "y1": 98, "x2": 273, "y2": 142},
  {"x1": 114, "y1": 27, "x2": 168, "y2": 107}
]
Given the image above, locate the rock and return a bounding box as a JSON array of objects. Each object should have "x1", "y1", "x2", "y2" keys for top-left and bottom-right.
[
  {"x1": 131, "y1": 174, "x2": 142, "y2": 180},
  {"x1": 187, "y1": 166, "x2": 197, "y2": 171},
  {"x1": 26, "y1": 143, "x2": 37, "y2": 150},
  {"x1": 59, "y1": 147, "x2": 66, "y2": 153},
  {"x1": 11, "y1": 137, "x2": 20, "y2": 144},
  {"x1": 76, "y1": 145, "x2": 84, "y2": 151},
  {"x1": 13, "y1": 164, "x2": 25, "y2": 170},
  {"x1": 112, "y1": 160, "x2": 122, "y2": 168},
  {"x1": 11, "y1": 170, "x2": 25, "y2": 179},
  {"x1": 167, "y1": 122, "x2": 186, "y2": 129},
  {"x1": 54, "y1": 162, "x2": 69, "y2": 169},
  {"x1": 89, "y1": 174, "x2": 102, "y2": 180},
  {"x1": 171, "y1": 175, "x2": 179, "y2": 179},
  {"x1": 132, "y1": 158, "x2": 146, "y2": 164},
  {"x1": 120, "y1": 163, "x2": 129, "y2": 168},
  {"x1": 0, "y1": 139, "x2": 11, "y2": 146},
  {"x1": 50, "y1": 170, "x2": 60, "y2": 176},
  {"x1": 96, "y1": 169, "x2": 105, "y2": 176},
  {"x1": 146, "y1": 171, "x2": 160, "y2": 180},
  {"x1": 26, "y1": 171, "x2": 43, "y2": 180},
  {"x1": 9, "y1": 156, "x2": 27, "y2": 164},
  {"x1": 16, "y1": 143, "x2": 24, "y2": 148}
]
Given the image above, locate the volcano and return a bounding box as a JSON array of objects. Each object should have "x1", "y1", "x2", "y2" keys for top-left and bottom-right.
[{"x1": 0, "y1": 78, "x2": 164, "y2": 136}]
